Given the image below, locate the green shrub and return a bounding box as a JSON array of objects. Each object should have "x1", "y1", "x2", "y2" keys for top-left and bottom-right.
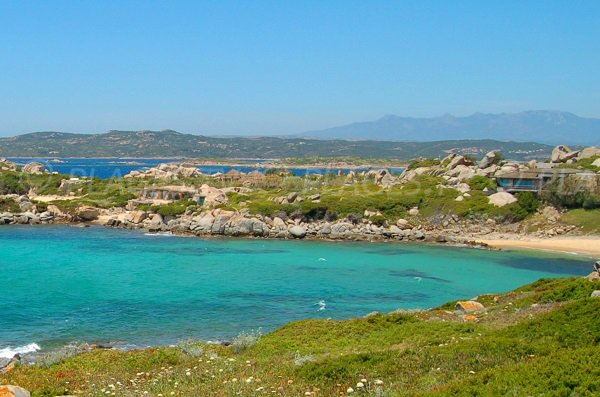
[
  {"x1": 515, "y1": 191, "x2": 541, "y2": 215},
  {"x1": 468, "y1": 175, "x2": 497, "y2": 191},
  {"x1": 0, "y1": 197, "x2": 20, "y2": 212},
  {"x1": 582, "y1": 194, "x2": 600, "y2": 210},
  {"x1": 0, "y1": 173, "x2": 28, "y2": 195},
  {"x1": 34, "y1": 201, "x2": 49, "y2": 212},
  {"x1": 232, "y1": 329, "x2": 262, "y2": 354},
  {"x1": 150, "y1": 199, "x2": 196, "y2": 217},
  {"x1": 369, "y1": 214, "x2": 387, "y2": 226},
  {"x1": 408, "y1": 159, "x2": 440, "y2": 170}
]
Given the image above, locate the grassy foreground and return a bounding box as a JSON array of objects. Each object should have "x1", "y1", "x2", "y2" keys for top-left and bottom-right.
[{"x1": 2, "y1": 278, "x2": 599, "y2": 396}]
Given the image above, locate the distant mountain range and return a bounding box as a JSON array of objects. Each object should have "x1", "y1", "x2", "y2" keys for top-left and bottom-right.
[
  {"x1": 0, "y1": 130, "x2": 553, "y2": 161},
  {"x1": 299, "y1": 111, "x2": 600, "y2": 145}
]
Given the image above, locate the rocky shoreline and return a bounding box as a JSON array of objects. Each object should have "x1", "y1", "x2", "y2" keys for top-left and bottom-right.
[
  {"x1": 0, "y1": 201, "x2": 495, "y2": 249},
  {"x1": 0, "y1": 190, "x2": 585, "y2": 250}
]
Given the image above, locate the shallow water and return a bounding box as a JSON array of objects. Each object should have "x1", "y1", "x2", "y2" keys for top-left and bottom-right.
[{"x1": 0, "y1": 225, "x2": 590, "y2": 354}]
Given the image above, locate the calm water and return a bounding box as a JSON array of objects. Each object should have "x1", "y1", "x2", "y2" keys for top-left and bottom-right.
[
  {"x1": 0, "y1": 226, "x2": 590, "y2": 355},
  {"x1": 7, "y1": 158, "x2": 405, "y2": 179}
]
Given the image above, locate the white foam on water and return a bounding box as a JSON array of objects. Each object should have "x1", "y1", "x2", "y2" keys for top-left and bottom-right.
[
  {"x1": 0, "y1": 343, "x2": 40, "y2": 358},
  {"x1": 144, "y1": 232, "x2": 173, "y2": 237},
  {"x1": 315, "y1": 299, "x2": 327, "y2": 311}
]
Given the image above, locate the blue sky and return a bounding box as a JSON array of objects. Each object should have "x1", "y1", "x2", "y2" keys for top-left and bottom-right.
[{"x1": 1, "y1": 0, "x2": 599, "y2": 136}]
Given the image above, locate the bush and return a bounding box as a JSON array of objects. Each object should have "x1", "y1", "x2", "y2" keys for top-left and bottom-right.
[
  {"x1": 0, "y1": 197, "x2": 20, "y2": 212},
  {"x1": 177, "y1": 339, "x2": 204, "y2": 357},
  {"x1": 407, "y1": 159, "x2": 440, "y2": 170},
  {"x1": 515, "y1": 191, "x2": 541, "y2": 214},
  {"x1": 541, "y1": 177, "x2": 600, "y2": 209},
  {"x1": 582, "y1": 194, "x2": 600, "y2": 210},
  {"x1": 0, "y1": 173, "x2": 28, "y2": 195},
  {"x1": 347, "y1": 213, "x2": 363, "y2": 224},
  {"x1": 34, "y1": 201, "x2": 49, "y2": 212},
  {"x1": 150, "y1": 199, "x2": 196, "y2": 217},
  {"x1": 324, "y1": 210, "x2": 337, "y2": 222},
  {"x1": 468, "y1": 175, "x2": 497, "y2": 191},
  {"x1": 369, "y1": 214, "x2": 387, "y2": 226},
  {"x1": 232, "y1": 329, "x2": 262, "y2": 354}
]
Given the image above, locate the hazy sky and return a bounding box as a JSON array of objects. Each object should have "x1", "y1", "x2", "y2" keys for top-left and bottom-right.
[{"x1": 1, "y1": 0, "x2": 599, "y2": 136}]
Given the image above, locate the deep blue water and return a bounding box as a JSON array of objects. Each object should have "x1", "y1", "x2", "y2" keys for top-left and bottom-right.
[
  {"x1": 7, "y1": 158, "x2": 405, "y2": 179},
  {"x1": 0, "y1": 225, "x2": 590, "y2": 355}
]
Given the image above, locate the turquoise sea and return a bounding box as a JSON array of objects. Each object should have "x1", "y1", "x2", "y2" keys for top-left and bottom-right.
[{"x1": 0, "y1": 226, "x2": 591, "y2": 356}]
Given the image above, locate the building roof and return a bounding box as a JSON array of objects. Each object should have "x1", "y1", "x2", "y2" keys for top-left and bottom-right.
[{"x1": 497, "y1": 168, "x2": 596, "y2": 179}]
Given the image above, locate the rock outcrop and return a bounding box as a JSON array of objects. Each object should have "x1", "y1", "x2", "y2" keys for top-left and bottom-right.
[
  {"x1": 0, "y1": 385, "x2": 30, "y2": 397},
  {"x1": 288, "y1": 225, "x2": 307, "y2": 239},
  {"x1": 488, "y1": 192, "x2": 518, "y2": 207},
  {"x1": 199, "y1": 184, "x2": 228, "y2": 207},
  {"x1": 76, "y1": 206, "x2": 99, "y2": 221},
  {"x1": 125, "y1": 162, "x2": 202, "y2": 179},
  {"x1": 587, "y1": 261, "x2": 600, "y2": 282},
  {"x1": 577, "y1": 147, "x2": 600, "y2": 160},
  {"x1": 22, "y1": 162, "x2": 46, "y2": 174},
  {"x1": 0, "y1": 159, "x2": 17, "y2": 171},
  {"x1": 455, "y1": 301, "x2": 485, "y2": 313},
  {"x1": 478, "y1": 151, "x2": 499, "y2": 169},
  {"x1": 551, "y1": 145, "x2": 579, "y2": 163}
]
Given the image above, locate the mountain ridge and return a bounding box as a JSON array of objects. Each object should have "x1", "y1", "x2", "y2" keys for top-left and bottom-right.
[
  {"x1": 0, "y1": 130, "x2": 553, "y2": 160},
  {"x1": 299, "y1": 110, "x2": 600, "y2": 145}
]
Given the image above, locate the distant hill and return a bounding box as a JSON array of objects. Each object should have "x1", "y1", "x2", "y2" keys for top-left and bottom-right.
[
  {"x1": 300, "y1": 111, "x2": 600, "y2": 145},
  {"x1": 0, "y1": 130, "x2": 552, "y2": 161}
]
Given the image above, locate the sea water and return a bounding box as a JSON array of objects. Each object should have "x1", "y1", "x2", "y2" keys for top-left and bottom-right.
[
  {"x1": 7, "y1": 158, "x2": 405, "y2": 179},
  {"x1": 0, "y1": 225, "x2": 590, "y2": 355}
]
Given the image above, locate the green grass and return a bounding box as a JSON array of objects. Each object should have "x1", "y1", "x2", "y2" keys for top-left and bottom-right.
[
  {"x1": 2, "y1": 277, "x2": 599, "y2": 396},
  {"x1": 561, "y1": 208, "x2": 600, "y2": 233}
]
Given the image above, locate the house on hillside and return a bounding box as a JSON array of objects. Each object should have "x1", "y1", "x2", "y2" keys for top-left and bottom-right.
[
  {"x1": 127, "y1": 185, "x2": 205, "y2": 210},
  {"x1": 496, "y1": 168, "x2": 597, "y2": 194}
]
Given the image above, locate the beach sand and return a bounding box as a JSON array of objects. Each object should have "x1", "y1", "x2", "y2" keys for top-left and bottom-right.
[{"x1": 476, "y1": 236, "x2": 600, "y2": 258}]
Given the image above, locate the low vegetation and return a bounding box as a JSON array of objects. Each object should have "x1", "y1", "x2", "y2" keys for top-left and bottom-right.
[
  {"x1": 2, "y1": 277, "x2": 599, "y2": 396},
  {"x1": 0, "y1": 160, "x2": 594, "y2": 228},
  {"x1": 561, "y1": 209, "x2": 600, "y2": 234}
]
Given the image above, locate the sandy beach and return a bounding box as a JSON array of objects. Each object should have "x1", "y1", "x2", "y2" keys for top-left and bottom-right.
[{"x1": 476, "y1": 236, "x2": 600, "y2": 258}]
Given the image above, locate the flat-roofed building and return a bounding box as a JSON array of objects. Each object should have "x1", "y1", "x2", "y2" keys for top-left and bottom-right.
[{"x1": 496, "y1": 168, "x2": 597, "y2": 193}]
